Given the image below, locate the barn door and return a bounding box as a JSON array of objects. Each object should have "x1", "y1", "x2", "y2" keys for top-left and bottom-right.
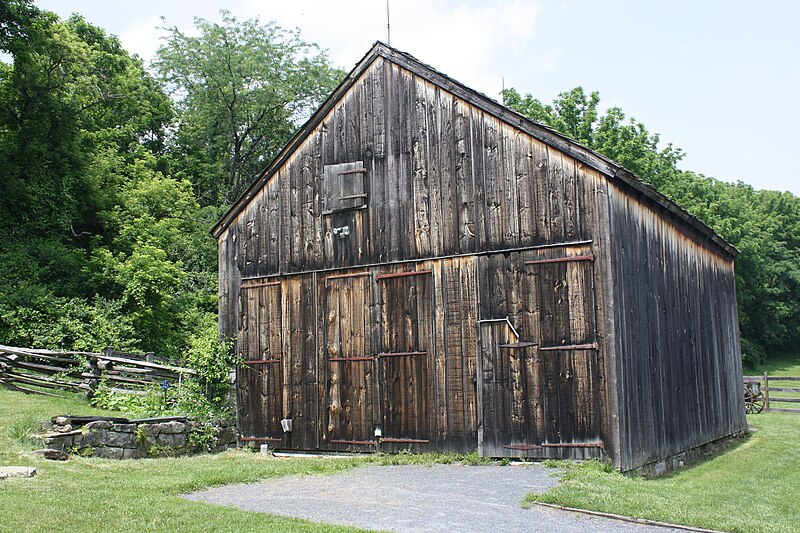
[
  {"x1": 377, "y1": 269, "x2": 434, "y2": 447},
  {"x1": 478, "y1": 320, "x2": 541, "y2": 457},
  {"x1": 529, "y1": 253, "x2": 602, "y2": 454},
  {"x1": 238, "y1": 281, "x2": 284, "y2": 446},
  {"x1": 321, "y1": 272, "x2": 377, "y2": 449}
]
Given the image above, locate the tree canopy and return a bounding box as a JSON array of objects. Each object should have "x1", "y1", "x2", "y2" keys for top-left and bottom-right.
[
  {"x1": 154, "y1": 11, "x2": 343, "y2": 205},
  {"x1": 0, "y1": 3, "x2": 343, "y2": 360}
]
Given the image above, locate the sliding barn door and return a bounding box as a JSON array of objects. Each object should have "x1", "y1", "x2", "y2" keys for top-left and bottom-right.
[
  {"x1": 321, "y1": 272, "x2": 377, "y2": 449},
  {"x1": 238, "y1": 282, "x2": 284, "y2": 445},
  {"x1": 377, "y1": 270, "x2": 434, "y2": 447},
  {"x1": 532, "y1": 253, "x2": 602, "y2": 450},
  {"x1": 478, "y1": 319, "x2": 541, "y2": 457},
  {"x1": 477, "y1": 248, "x2": 602, "y2": 458}
]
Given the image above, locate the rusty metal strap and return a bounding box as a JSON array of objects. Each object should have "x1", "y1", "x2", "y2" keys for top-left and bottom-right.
[
  {"x1": 381, "y1": 437, "x2": 430, "y2": 444},
  {"x1": 503, "y1": 444, "x2": 541, "y2": 450},
  {"x1": 525, "y1": 254, "x2": 595, "y2": 266},
  {"x1": 376, "y1": 270, "x2": 432, "y2": 280},
  {"x1": 239, "y1": 436, "x2": 282, "y2": 442},
  {"x1": 242, "y1": 359, "x2": 282, "y2": 365},
  {"x1": 241, "y1": 280, "x2": 281, "y2": 289},
  {"x1": 325, "y1": 272, "x2": 371, "y2": 281},
  {"x1": 330, "y1": 439, "x2": 377, "y2": 445},
  {"x1": 540, "y1": 442, "x2": 604, "y2": 448},
  {"x1": 329, "y1": 357, "x2": 374, "y2": 362}
]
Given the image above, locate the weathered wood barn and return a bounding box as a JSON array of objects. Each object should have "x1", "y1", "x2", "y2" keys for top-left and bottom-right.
[{"x1": 212, "y1": 42, "x2": 747, "y2": 472}]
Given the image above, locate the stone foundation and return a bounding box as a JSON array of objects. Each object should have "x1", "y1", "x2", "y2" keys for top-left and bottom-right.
[
  {"x1": 41, "y1": 416, "x2": 236, "y2": 459},
  {"x1": 629, "y1": 430, "x2": 749, "y2": 478}
]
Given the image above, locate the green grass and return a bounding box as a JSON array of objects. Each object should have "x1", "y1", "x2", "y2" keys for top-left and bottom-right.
[
  {"x1": 747, "y1": 353, "x2": 800, "y2": 376},
  {"x1": 0, "y1": 388, "x2": 372, "y2": 532},
  {"x1": 526, "y1": 413, "x2": 800, "y2": 532},
  {"x1": 0, "y1": 388, "x2": 494, "y2": 532}
]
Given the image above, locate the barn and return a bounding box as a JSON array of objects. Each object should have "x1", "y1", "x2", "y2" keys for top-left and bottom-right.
[{"x1": 212, "y1": 42, "x2": 747, "y2": 472}]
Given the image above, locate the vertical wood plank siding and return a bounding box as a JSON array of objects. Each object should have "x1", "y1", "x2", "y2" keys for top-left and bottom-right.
[
  {"x1": 607, "y1": 183, "x2": 746, "y2": 471},
  {"x1": 219, "y1": 52, "x2": 741, "y2": 467}
]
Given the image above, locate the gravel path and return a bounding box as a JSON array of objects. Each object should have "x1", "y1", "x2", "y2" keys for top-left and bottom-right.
[{"x1": 184, "y1": 463, "x2": 686, "y2": 532}]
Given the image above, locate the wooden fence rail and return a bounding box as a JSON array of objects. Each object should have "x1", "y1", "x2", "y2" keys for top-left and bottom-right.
[
  {"x1": 744, "y1": 373, "x2": 800, "y2": 414},
  {"x1": 0, "y1": 344, "x2": 195, "y2": 398}
]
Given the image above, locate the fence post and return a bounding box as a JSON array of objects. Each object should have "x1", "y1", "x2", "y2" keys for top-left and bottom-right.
[{"x1": 764, "y1": 371, "x2": 769, "y2": 412}]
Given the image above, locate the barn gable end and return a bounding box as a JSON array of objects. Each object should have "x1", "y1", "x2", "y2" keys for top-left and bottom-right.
[{"x1": 215, "y1": 42, "x2": 746, "y2": 471}]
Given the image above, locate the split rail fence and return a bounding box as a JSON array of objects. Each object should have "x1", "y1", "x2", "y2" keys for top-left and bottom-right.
[
  {"x1": 744, "y1": 372, "x2": 800, "y2": 414},
  {"x1": 0, "y1": 344, "x2": 196, "y2": 398}
]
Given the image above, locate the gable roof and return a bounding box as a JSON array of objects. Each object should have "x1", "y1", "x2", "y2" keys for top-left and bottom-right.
[{"x1": 211, "y1": 42, "x2": 737, "y2": 259}]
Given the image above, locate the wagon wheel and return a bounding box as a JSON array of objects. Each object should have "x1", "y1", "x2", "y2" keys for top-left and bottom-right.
[
  {"x1": 744, "y1": 386, "x2": 765, "y2": 414},
  {"x1": 744, "y1": 387, "x2": 754, "y2": 414},
  {"x1": 749, "y1": 391, "x2": 765, "y2": 414}
]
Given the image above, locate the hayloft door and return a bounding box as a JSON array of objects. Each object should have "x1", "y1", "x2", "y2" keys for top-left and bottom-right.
[
  {"x1": 321, "y1": 272, "x2": 377, "y2": 450},
  {"x1": 377, "y1": 269, "x2": 434, "y2": 448},
  {"x1": 238, "y1": 281, "x2": 284, "y2": 446}
]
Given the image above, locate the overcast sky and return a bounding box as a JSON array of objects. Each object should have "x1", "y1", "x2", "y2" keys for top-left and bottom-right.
[{"x1": 35, "y1": 0, "x2": 800, "y2": 195}]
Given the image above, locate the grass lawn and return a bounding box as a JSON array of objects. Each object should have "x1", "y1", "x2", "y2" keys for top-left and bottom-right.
[
  {"x1": 527, "y1": 353, "x2": 800, "y2": 533},
  {"x1": 747, "y1": 353, "x2": 800, "y2": 377},
  {"x1": 528, "y1": 414, "x2": 800, "y2": 532},
  {"x1": 5, "y1": 358, "x2": 800, "y2": 533},
  {"x1": 0, "y1": 388, "x2": 372, "y2": 532}
]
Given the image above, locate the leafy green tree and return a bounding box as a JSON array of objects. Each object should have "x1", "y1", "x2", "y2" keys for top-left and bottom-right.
[
  {"x1": 0, "y1": 6, "x2": 182, "y2": 353},
  {"x1": 155, "y1": 11, "x2": 344, "y2": 205}
]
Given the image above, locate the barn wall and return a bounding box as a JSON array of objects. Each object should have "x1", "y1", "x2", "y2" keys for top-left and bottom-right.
[
  {"x1": 218, "y1": 55, "x2": 610, "y2": 341},
  {"x1": 233, "y1": 258, "x2": 480, "y2": 452},
  {"x1": 219, "y1": 55, "x2": 624, "y2": 459},
  {"x1": 220, "y1": 58, "x2": 603, "y2": 278},
  {"x1": 607, "y1": 183, "x2": 746, "y2": 472}
]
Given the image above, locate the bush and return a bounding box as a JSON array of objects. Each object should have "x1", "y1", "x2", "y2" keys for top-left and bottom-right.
[
  {"x1": 90, "y1": 378, "x2": 229, "y2": 419},
  {"x1": 741, "y1": 337, "x2": 766, "y2": 368},
  {"x1": 183, "y1": 313, "x2": 237, "y2": 402}
]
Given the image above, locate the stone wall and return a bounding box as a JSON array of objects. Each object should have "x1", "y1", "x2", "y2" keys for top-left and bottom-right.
[{"x1": 42, "y1": 416, "x2": 236, "y2": 459}]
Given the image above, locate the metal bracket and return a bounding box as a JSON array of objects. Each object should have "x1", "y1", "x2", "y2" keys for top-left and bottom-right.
[
  {"x1": 477, "y1": 317, "x2": 520, "y2": 340},
  {"x1": 332, "y1": 225, "x2": 350, "y2": 238}
]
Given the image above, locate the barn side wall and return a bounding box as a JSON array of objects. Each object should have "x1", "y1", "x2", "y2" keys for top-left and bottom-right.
[
  {"x1": 219, "y1": 55, "x2": 625, "y2": 460},
  {"x1": 607, "y1": 183, "x2": 747, "y2": 472}
]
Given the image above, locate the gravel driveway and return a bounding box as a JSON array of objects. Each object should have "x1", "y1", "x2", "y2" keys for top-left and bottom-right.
[{"x1": 184, "y1": 463, "x2": 687, "y2": 532}]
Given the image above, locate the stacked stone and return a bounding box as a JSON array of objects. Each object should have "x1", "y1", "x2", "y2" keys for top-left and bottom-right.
[{"x1": 41, "y1": 416, "x2": 237, "y2": 460}]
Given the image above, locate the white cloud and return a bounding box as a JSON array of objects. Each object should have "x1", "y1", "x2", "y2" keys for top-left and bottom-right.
[
  {"x1": 118, "y1": 15, "x2": 164, "y2": 63},
  {"x1": 242, "y1": 0, "x2": 542, "y2": 97}
]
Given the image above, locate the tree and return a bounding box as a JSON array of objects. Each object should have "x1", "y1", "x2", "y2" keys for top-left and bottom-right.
[
  {"x1": 0, "y1": 7, "x2": 185, "y2": 353},
  {"x1": 155, "y1": 11, "x2": 344, "y2": 206},
  {"x1": 0, "y1": 8, "x2": 173, "y2": 241}
]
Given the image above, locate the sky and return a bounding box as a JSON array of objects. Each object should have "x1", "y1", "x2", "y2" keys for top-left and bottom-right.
[{"x1": 34, "y1": 0, "x2": 800, "y2": 195}]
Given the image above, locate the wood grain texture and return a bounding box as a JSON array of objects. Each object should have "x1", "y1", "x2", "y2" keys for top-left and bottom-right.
[
  {"x1": 606, "y1": 182, "x2": 746, "y2": 471},
  {"x1": 219, "y1": 50, "x2": 742, "y2": 468}
]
